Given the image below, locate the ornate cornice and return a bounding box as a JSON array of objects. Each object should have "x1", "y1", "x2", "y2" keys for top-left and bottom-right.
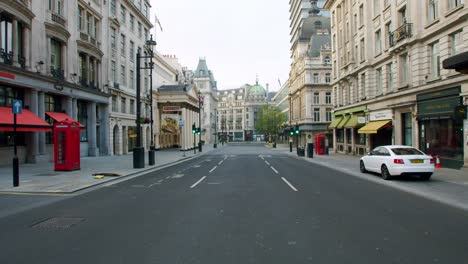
[{"x1": 77, "y1": 40, "x2": 104, "y2": 59}]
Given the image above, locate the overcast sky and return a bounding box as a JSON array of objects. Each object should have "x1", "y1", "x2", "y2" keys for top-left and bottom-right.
[{"x1": 150, "y1": 0, "x2": 291, "y2": 91}]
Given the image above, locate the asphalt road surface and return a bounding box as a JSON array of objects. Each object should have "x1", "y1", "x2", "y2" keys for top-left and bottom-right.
[{"x1": 1, "y1": 144, "x2": 468, "y2": 263}]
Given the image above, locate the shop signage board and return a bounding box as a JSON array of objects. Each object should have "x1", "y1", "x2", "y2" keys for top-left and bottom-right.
[
  {"x1": 162, "y1": 106, "x2": 181, "y2": 112},
  {"x1": 417, "y1": 97, "x2": 460, "y2": 117},
  {"x1": 358, "y1": 117, "x2": 366, "y2": 124},
  {"x1": 370, "y1": 110, "x2": 392, "y2": 121}
]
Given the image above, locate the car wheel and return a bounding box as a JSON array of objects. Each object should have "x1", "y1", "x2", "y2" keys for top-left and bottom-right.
[
  {"x1": 381, "y1": 165, "x2": 392, "y2": 180},
  {"x1": 360, "y1": 160, "x2": 367, "y2": 173},
  {"x1": 420, "y1": 173, "x2": 432, "y2": 181}
]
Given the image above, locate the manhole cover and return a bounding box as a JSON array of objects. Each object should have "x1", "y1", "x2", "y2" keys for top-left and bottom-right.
[{"x1": 32, "y1": 217, "x2": 85, "y2": 229}]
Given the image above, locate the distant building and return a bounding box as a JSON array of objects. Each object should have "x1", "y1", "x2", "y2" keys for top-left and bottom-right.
[
  {"x1": 193, "y1": 58, "x2": 218, "y2": 144},
  {"x1": 271, "y1": 81, "x2": 291, "y2": 143},
  {"x1": 217, "y1": 80, "x2": 269, "y2": 142}
]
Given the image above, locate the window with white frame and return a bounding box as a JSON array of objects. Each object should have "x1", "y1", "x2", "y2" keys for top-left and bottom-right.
[
  {"x1": 110, "y1": 28, "x2": 116, "y2": 50},
  {"x1": 110, "y1": 0, "x2": 116, "y2": 16},
  {"x1": 120, "y1": 34, "x2": 125, "y2": 56},
  {"x1": 326, "y1": 108, "x2": 332, "y2": 122},
  {"x1": 386, "y1": 63, "x2": 393, "y2": 92},
  {"x1": 325, "y1": 73, "x2": 331, "y2": 83},
  {"x1": 120, "y1": 65, "x2": 126, "y2": 85},
  {"x1": 449, "y1": 0, "x2": 464, "y2": 9},
  {"x1": 130, "y1": 99, "x2": 135, "y2": 114},
  {"x1": 78, "y1": 7, "x2": 83, "y2": 31},
  {"x1": 450, "y1": 31, "x2": 462, "y2": 56},
  {"x1": 313, "y1": 108, "x2": 320, "y2": 122},
  {"x1": 325, "y1": 92, "x2": 331, "y2": 104},
  {"x1": 360, "y1": 73, "x2": 366, "y2": 99},
  {"x1": 429, "y1": 41, "x2": 440, "y2": 78},
  {"x1": 138, "y1": 22, "x2": 142, "y2": 38},
  {"x1": 313, "y1": 73, "x2": 319, "y2": 83},
  {"x1": 130, "y1": 41, "x2": 134, "y2": 61},
  {"x1": 359, "y1": 4, "x2": 364, "y2": 26},
  {"x1": 376, "y1": 68, "x2": 382, "y2": 95},
  {"x1": 374, "y1": 0, "x2": 380, "y2": 17},
  {"x1": 130, "y1": 70, "x2": 134, "y2": 89},
  {"x1": 360, "y1": 38, "x2": 365, "y2": 61},
  {"x1": 385, "y1": 22, "x2": 392, "y2": 49},
  {"x1": 120, "y1": 5, "x2": 126, "y2": 24},
  {"x1": 314, "y1": 92, "x2": 320, "y2": 104},
  {"x1": 399, "y1": 53, "x2": 408, "y2": 85},
  {"x1": 428, "y1": 0, "x2": 438, "y2": 22},
  {"x1": 130, "y1": 15, "x2": 134, "y2": 31},
  {"x1": 111, "y1": 61, "x2": 116, "y2": 82},
  {"x1": 375, "y1": 30, "x2": 382, "y2": 55}
]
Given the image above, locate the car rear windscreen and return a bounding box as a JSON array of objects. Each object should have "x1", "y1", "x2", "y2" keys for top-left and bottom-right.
[{"x1": 391, "y1": 148, "x2": 424, "y2": 155}]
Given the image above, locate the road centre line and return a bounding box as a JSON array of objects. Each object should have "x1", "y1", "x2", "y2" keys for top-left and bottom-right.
[
  {"x1": 190, "y1": 176, "x2": 207, "y2": 189},
  {"x1": 209, "y1": 166, "x2": 218, "y2": 173},
  {"x1": 281, "y1": 177, "x2": 298, "y2": 192},
  {"x1": 271, "y1": 166, "x2": 279, "y2": 174},
  {"x1": 265, "y1": 161, "x2": 270, "y2": 166},
  {"x1": 148, "y1": 182, "x2": 161, "y2": 187},
  {"x1": 218, "y1": 160, "x2": 224, "y2": 165}
]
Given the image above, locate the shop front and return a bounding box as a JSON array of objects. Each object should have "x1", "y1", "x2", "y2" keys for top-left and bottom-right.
[
  {"x1": 330, "y1": 106, "x2": 367, "y2": 155},
  {"x1": 358, "y1": 110, "x2": 393, "y2": 150},
  {"x1": 417, "y1": 87, "x2": 464, "y2": 169}
]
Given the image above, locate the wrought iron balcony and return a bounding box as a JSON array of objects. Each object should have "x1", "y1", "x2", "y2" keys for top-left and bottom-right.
[
  {"x1": 0, "y1": 49, "x2": 13, "y2": 65},
  {"x1": 50, "y1": 66, "x2": 65, "y2": 81},
  {"x1": 390, "y1": 23, "x2": 413, "y2": 47},
  {"x1": 51, "y1": 12, "x2": 66, "y2": 27}
]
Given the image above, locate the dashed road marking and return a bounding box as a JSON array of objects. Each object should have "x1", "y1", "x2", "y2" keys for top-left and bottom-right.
[
  {"x1": 265, "y1": 161, "x2": 270, "y2": 166},
  {"x1": 209, "y1": 166, "x2": 218, "y2": 173},
  {"x1": 148, "y1": 182, "x2": 161, "y2": 187},
  {"x1": 271, "y1": 166, "x2": 279, "y2": 174},
  {"x1": 190, "y1": 176, "x2": 207, "y2": 189},
  {"x1": 281, "y1": 177, "x2": 298, "y2": 192}
]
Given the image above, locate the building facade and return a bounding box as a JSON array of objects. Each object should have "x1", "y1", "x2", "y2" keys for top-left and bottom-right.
[
  {"x1": 271, "y1": 81, "x2": 291, "y2": 143},
  {"x1": 0, "y1": 0, "x2": 110, "y2": 166},
  {"x1": 193, "y1": 58, "x2": 217, "y2": 145},
  {"x1": 324, "y1": 0, "x2": 468, "y2": 169},
  {"x1": 217, "y1": 81, "x2": 269, "y2": 142},
  {"x1": 289, "y1": 1, "x2": 333, "y2": 148},
  {"x1": 107, "y1": 0, "x2": 153, "y2": 156}
]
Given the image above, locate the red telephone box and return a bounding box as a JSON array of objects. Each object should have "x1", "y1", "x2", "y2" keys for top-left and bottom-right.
[
  {"x1": 314, "y1": 134, "x2": 327, "y2": 155},
  {"x1": 54, "y1": 120, "x2": 81, "y2": 171}
]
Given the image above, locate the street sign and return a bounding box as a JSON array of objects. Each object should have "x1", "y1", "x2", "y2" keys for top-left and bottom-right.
[
  {"x1": 178, "y1": 120, "x2": 184, "y2": 127},
  {"x1": 12, "y1": 100, "x2": 22, "y2": 114}
]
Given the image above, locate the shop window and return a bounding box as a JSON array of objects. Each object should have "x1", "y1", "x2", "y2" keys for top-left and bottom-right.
[
  {"x1": 346, "y1": 129, "x2": 352, "y2": 144},
  {"x1": 0, "y1": 86, "x2": 23, "y2": 107},
  {"x1": 77, "y1": 100, "x2": 88, "y2": 142},
  {"x1": 336, "y1": 129, "x2": 344, "y2": 143},
  {"x1": 354, "y1": 129, "x2": 366, "y2": 145},
  {"x1": 402, "y1": 112, "x2": 412, "y2": 146}
]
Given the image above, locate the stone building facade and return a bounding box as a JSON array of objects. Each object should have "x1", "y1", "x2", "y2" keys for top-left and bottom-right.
[
  {"x1": 107, "y1": 0, "x2": 153, "y2": 156},
  {"x1": 193, "y1": 58, "x2": 217, "y2": 145},
  {"x1": 289, "y1": 1, "x2": 333, "y2": 148},
  {"x1": 324, "y1": 0, "x2": 468, "y2": 169},
  {"x1": 0, "y1": 0, "x2": 110, "y2": 166},
  {"x1": 217, "y1": 81, "x2": 269, "y2": 142}
]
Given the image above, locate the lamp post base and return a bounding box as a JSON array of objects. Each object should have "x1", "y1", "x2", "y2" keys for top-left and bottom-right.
[
  {"x1": 148, "y1": 148, "x2": 155, "y2": 165},
  {"x1": 133, "y1": 147, "x2": 145, "y2": 169},
  {"x1": 214, "y1": 143, "x2": 217, "y2": 148}
]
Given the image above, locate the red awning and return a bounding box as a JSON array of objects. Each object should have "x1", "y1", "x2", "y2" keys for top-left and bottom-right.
[
  {"x1": 0, "y1": 107, "x2": 52, "y2": 132},
  {"x1": 45, "y1": 112, "x2": 84, "y2": 127}
]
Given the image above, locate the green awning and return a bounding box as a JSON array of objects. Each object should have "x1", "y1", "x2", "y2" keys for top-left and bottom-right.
[
  {"x1": 328, "y1": 117, "x2": 343, "y2": 129},
  {"x1": 344, "y1": 115, "x2": 365, "y2": 128},
  {"x1": 336, "y1": 115, "x2": 351, "y2": 129}
]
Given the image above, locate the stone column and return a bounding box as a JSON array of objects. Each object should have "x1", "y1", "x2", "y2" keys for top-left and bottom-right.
[
  {"x1": 12, "y1": 19, "x2": 18, "y2": 65},
  {"x1": 38, "y1": 92, "x2": 46, "y2": 155},
  {"x1": 72, "y1": 98, "x2": 78, "y2": 120},
  {"x1": 87, "y1": 102, "x2": 98, "y2": 156},
  {"x1": 182, "y1": 108, "x2": 187, "y2": 150},
  {"x1": 27, "y1": 90, "x2": 40, "y2": 163},
  {"x1": 351, "y1": 128, "x2": 355, "y2": 155},
  {"x1": 64, "y1": 97, "x2": 73, "y2": 116},
  {"x1": 100, "y1": 104, "x2": 110, "y2": 155},
  {"x1": 24, "y1": 27, "x2": 31, "y2": 70},
  {"x1": 61, "y1": 40, "x2": 67, "y2": 76},
  {"x1": 86, "y1": 55, "x2": 90, "y2": 85}
]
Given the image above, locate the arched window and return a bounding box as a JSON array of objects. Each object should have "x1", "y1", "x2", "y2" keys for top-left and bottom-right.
[{"x1": 324, "y1": 56, "x2": 331, "y2": 64}]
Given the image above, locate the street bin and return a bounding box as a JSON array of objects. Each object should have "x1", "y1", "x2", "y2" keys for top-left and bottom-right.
[
  {"x1": 307, "y1": 143, "x2": 314, "y2": 158},
  {"x1": 297, "y1": 147, "x2": 305, "y2": 157}
]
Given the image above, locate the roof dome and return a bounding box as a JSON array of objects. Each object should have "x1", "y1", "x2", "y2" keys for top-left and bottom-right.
[{"x1": 247, "y1": 81, "x2": 266, "y2": 96}]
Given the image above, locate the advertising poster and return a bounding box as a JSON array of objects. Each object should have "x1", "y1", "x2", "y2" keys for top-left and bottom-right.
[{"x1": 161, "y1": 114, "x2": 180, "y2": 134}]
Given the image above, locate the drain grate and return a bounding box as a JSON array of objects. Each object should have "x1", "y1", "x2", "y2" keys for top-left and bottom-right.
[{"x1": 32, "y1": 217, "x2": 85, "y2": 229}]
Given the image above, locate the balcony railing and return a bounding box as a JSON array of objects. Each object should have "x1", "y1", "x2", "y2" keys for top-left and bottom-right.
[
  {"x1": 50, "y1": 67, "x2": 64, "y2": 81},
  {"x1": 1, "y1": 49, "x2": 26, "y2": 69},
  {"x1": 390, "y1": 23, "x2": 413, "y2": 47},
  {"x1": 80, "y1": 32, "x2": 89, "y2": 41},
  {"x1": 51, "y1": 12, "x2": 66, "y2": 27}
]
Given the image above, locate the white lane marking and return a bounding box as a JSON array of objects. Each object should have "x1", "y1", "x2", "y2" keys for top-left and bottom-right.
[
  {"x1": 271, "y1": 166, "x2": 279, "y2": 174},
  {"x1": 132, "y1": 185, "x2": 145, "y2": 188},
  {"x1": 281, "y1": 177, "x2": 298, "y2": 192},
  {"x1": 193, "y1": 165, "x2": 201, "y2": 168},
  {"x1": 207, "y1": 182, "x2": 221, "y2": 185},
  {"x1": 148, "y1": 182, "x2": 161, "y2": 187},
  {"x1": 209, "y1": 166, "x2": 218, "y2": 173},
  {"x1": 265, "y1": 161, "x2": 270, "y2": 166},
  {"x1": 190, "y1": 176, "x2": 207, "y2": 189},
  {"x1": 171, "y1": 174, "x2": 184, "y2": 178},
  {"x1": 158, "y1": 180, "x2": 164, "y2": 183},
  {"x1": 218, "y1": 160, "x2": 224, "y2": 165}
]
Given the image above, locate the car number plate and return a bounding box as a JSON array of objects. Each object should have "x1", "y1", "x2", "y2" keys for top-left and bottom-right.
[{"x1": 410, "y1": 159, "x2": 424, "y2": 163}]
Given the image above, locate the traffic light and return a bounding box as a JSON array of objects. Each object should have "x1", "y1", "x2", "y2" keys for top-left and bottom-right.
[
  {"x1": 192, "y1": 123, "x2": 196, "y2": 134},
  {"x1": 295, "y1": 125, "x2": 300, "y2": 135},
  {"x1": 197, "y1": 127, "x2": 201, "y2": 135},
  {"x1": 289, "y1": 129, "x2": 294, "y2": 136}
]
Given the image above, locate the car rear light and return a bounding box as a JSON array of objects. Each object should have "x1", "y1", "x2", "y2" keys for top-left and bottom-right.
[
  {"x1": 394, "y1": 159, "x2": 405, "y2": 164},
  {"x1": 430, "y1": 158, "x2": 434, "y2": 164}
]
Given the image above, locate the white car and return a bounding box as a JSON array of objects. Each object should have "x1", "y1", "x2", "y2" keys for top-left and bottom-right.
[{"x1": 360, "y1": 145, "x2": 435, "y2": 180}]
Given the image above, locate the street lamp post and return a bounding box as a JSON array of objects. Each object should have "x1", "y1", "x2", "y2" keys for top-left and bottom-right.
[
  {"x1": 198, "y1": 91, "x2": 203, "y2": 152},
  {"x1": 133, "y1": 35, "x2": 156, "y2": 169},
  {"x1": 214, "y1": 109, "x2": 218, "y2": 148}
]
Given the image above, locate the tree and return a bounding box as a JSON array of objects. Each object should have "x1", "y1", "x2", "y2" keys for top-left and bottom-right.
[{"x1": 255, "y1": 105, "x2": 287, "y2": 142}]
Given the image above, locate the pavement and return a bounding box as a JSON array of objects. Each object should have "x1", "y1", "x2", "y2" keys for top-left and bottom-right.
[
  {"x1": 0, "y1": 145, "x2": 217, "y2": 194},
  {"x1": 271, "y1": 145, "x2": 468, "y2": 211},
  {"x1": 1, "y1": 144, "x2": 468, "y2": 263}
]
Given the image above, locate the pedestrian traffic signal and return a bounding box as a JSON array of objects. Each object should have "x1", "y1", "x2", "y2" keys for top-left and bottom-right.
[{"x1": 192, "y1": 123, "x2": 196, "y2": 134}]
